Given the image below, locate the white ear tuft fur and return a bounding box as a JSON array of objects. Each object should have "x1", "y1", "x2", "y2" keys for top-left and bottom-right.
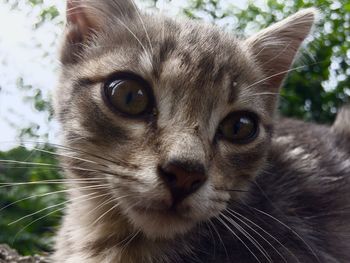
[{"x1": 245, "y1": 8, "x2": 317, "y2": 90}]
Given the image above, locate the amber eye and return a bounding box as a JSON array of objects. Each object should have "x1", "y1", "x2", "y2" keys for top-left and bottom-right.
[
  {"x1": 104, "y1": 75, "x2": 152, "y2": 116},
  {"x1": 219, "y1": 112, "x2": 258, "y2": 144}
]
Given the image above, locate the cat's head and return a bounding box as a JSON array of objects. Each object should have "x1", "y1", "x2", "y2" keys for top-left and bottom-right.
[{"x1": 54, "y1": 0, "x2": 315, "y2": 239}]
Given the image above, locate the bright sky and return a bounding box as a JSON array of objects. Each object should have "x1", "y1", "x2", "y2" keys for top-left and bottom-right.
[
  {"x1": 0, "y1": 1, "x2": 65, "y2": 150},
  {"x1": 0, "y1": 0, "x2": 250, "y2": 151}
]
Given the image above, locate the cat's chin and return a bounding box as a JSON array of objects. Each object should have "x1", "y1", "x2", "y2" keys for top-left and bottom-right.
[{"x1": 127, "y1": 206, "x2": 197, "y2": 239}]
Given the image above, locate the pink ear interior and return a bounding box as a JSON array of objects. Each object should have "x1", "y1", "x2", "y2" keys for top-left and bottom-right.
[
  {"x1": 61, "y1": 0, "x2": 97, "y2": 64},
  {"x1": 245, "y1": 9, "x2": 316, "y2": 91},
  {"x1": 66, "y1": 0, "x2": 94, "y2": 42}
]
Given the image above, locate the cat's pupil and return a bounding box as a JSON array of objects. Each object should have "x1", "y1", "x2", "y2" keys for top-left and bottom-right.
[
  {"x1": 233, "y1": 120, "x2": 242, "y2": 134},
  {"x1": 125, "y1": 91, "x2": 134, "y2": 105}
]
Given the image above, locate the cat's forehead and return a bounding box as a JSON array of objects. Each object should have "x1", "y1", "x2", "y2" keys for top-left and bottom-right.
[
  {"x1": 152, "y1": 19, "x2": 252, "y2": 82},
  {"x1": 80, "y1": 15, "x2": 260, "y2": 99}
]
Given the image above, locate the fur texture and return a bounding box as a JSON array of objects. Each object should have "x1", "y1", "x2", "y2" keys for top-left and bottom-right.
[{"x1": 52, "y1": 1, "x2": 350, "y2": 262}]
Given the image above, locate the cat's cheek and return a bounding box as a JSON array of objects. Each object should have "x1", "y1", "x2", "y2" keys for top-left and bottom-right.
[{"x1": 216, "y1": 134, "x2": 269, "y2": 174}]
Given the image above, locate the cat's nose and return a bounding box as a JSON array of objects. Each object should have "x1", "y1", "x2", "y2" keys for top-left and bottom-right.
[{"x1": 158, "y1": 160, "x2": 207, "y2": 204}]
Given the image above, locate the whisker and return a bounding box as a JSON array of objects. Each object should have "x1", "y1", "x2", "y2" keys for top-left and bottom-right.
[
  {"x1": 0, "y1": 160, "x2": 102, "y2": 173},
  {"x1": 12, "y1": 207, "x2": 65, "y2": 245},
  {"x1": 221, "y1": 212, "x2": 272, "y2": 263},
  {"x1": 245, "y1": 92, "x2": 281, "y2": 98},
  {"x1": 207, "y1": 219, "x2": 228, "y2": 259},
  {"x1": 67, "y1": 3, "x2": 153, "y2": 62},
  {"x1": 91, "y1": 194, "x2": 131, "y2": 226},
  {"x1": 18, "y1": 140, "x2": 139, "y2": 169},
  {"x1": 12, "y1": 191, "x2": 111, "y2": 243},
  {"x1": 228, "y1": 208, "x2": 299, "y2": 262},
  {"x1": 217, "y1": 214, "x2": 261, "y2": 263},
  {"x1": 113, "y1": 228, "x2": 141, "y2": 251},
  {"x1": 204, "y1": 221, "x2": 217, "y2": 258},
  {"x1": 8, "y1": 189, "x2": 110, "y2": 225},
  {"x1": 215, "y1": 187, "x2": 249, "y2": 193},
  {"x1": 245, "y1": 65, "x2": 306, "y2": 90},
  {"x1": 85, "y1": 195, "x2": 116, "y2": 218},
  {"x1": 119, "y1": 230, "x2": 141, "y2": 255},
  {"x1": 0, "y1": 158, "x2": 139, "y2": 183},
  {"x1": 249, "y1": 206, "x2": 320, "y2": 263},
  {"x1": 0, "y1": 165, "x2": 64, "y2": 170},
  {"x1": 261, "y1": 42, "x2": 291, "y2": 67},
  {"x1": 245, "y1": 60, "x2": 324, "y2": 91},
  {"x1": 30, "y1": 146, "x2": 100, "y2": 166},
  {"x1": 0, "y1": 183, "x2": 110, "y2": 213},
  {"x1": 130, "y1": 0, "x2": 154, "y2": 54},
  {"x1": 0, "y1": 177, "x2": 105, "y2": 183},
  {"x1": 0, "y1": 159, "x2": 61, "y2": 167},
  {"x1": 115, "y1": 17, "x2": 153, "y2": 62},
  {"x1": 0, "y1": 178, "x2": 106, "y2": 189},
  {"x1": 121, "y1": 197, "x2": 143, "y2": 216},
  {"x1": 226, "y1": 208, "x2": 289, "y2": 263},
  {"x1": 92, "y1": 168, "x2": 140, "y2": 182}
]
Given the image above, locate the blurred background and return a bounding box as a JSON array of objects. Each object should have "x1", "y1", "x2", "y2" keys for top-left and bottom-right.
[{"x1": 0, "y1": 0, "x2": 349, "y2": 255}]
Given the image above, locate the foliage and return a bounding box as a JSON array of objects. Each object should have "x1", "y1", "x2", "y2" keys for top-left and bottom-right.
[
  {"x1": 0, "y1": 0, "x2": 349, "y2": 255},
  {"x1": 0, "y1": 146, "x2": 64, "y2": 255},
  {"x1": 183, "y1": 0, "x2": 350, "y2": 123}
]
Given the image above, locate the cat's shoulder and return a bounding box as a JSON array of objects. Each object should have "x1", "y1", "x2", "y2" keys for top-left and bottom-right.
[
  {"x1": 250, "y1": 117, "x2": 350, "y2": 263},
  {"x1": 267, "y1": 110, "x2": 350, "y2": 186},
  {"x1": 273, "y1": 109, "x2": 350, "y2": 155}
]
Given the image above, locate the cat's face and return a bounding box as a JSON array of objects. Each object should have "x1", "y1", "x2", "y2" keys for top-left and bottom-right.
[{"x1": 55, "y1": 0, "x2": 315, "y2": 239}]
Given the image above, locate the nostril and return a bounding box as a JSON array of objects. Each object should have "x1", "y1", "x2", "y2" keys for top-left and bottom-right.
[
  {"x1": 158, "y1": 166, "x2": 177, "y2": 186},
  {"x1": 190, "y1": 180, "x2": 203, "y2": 192},
  {"x1": 164, "y1": 172, "x2": 177, "y2": 186}
]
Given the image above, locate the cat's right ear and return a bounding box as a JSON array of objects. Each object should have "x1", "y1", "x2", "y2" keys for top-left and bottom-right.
[{"x1": 61, "y1": 0, "x2": 137, "y2": 64}]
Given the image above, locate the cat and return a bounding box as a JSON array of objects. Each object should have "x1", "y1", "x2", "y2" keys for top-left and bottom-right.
[{"x1": 52, "y1": 0, "x2": 350, "y2": 262}]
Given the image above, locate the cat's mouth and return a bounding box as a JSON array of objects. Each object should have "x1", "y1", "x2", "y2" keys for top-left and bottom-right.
[
  {"x1": 133, "y1": 202, "x2": 191, "y2": 216},
  {"x1": 126, "y1": 201, "x2": 199, "y2": 239}
]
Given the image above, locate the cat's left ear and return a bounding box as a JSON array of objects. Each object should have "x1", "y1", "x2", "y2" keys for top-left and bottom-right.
[{"x1": 245, "y1": 8, "x2": 317, "y2": 91}]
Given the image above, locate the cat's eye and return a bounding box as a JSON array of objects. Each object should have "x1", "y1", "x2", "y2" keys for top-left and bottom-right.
[
  {"x1": 219, "y1": 112, "x2": 258, "y2": 144},
  {"x1": 103, "y1": 74, "x2": 153, "y2": 116}
]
